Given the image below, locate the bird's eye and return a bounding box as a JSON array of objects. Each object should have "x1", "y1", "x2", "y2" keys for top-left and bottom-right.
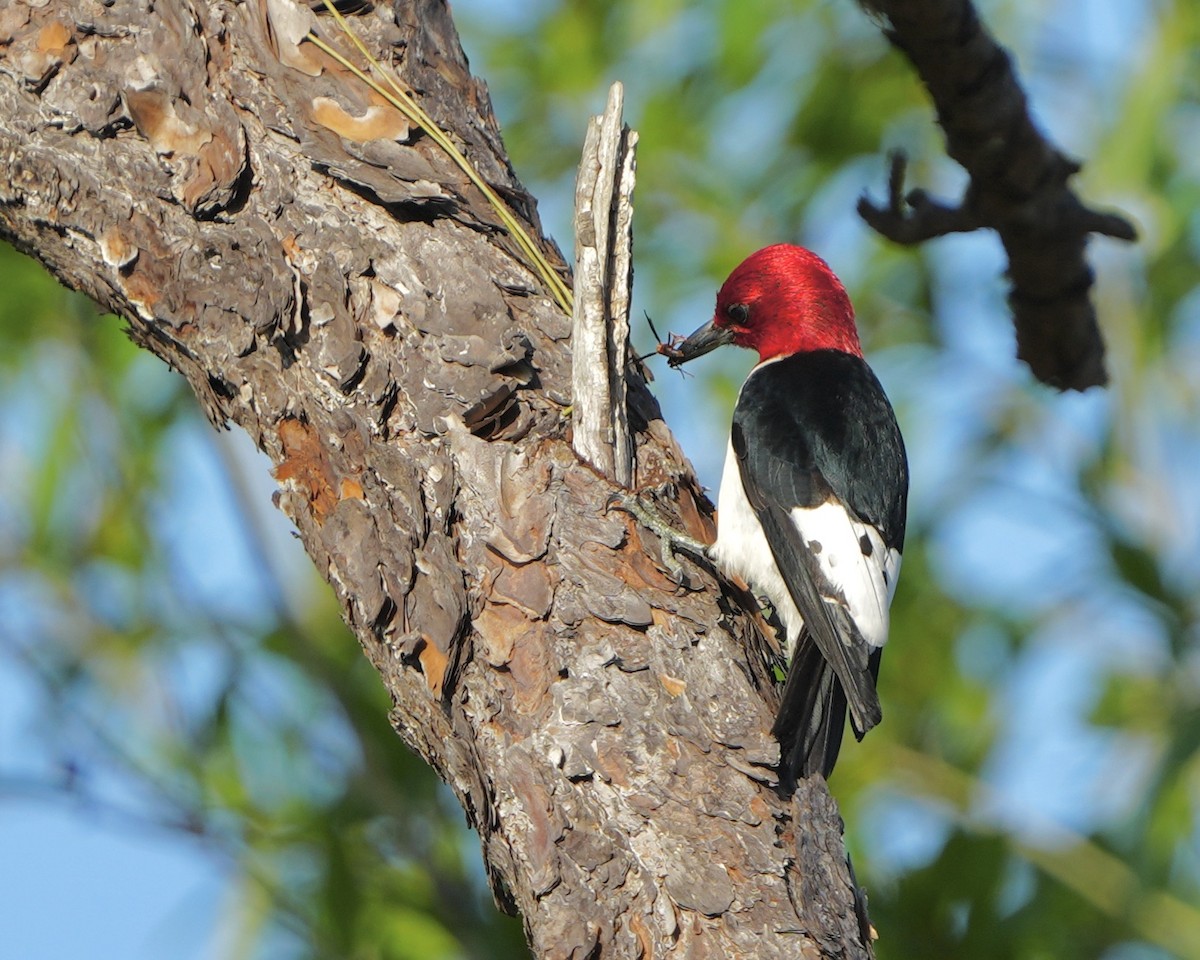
[{"x1": 727, "y1": 303, "x2": 750, "y2": 325}]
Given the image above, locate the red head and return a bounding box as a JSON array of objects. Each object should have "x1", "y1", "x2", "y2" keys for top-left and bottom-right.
[{"x1": 669, "y1": 244, "x2": 862, "y2": 366}]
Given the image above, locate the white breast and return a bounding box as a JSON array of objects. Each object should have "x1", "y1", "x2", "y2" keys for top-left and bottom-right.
[{"x1": 710, "y1": 439, "x2": 809, "y2": 657}]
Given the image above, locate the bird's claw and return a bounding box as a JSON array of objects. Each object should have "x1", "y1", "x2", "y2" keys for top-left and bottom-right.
[{"x1": 607, "y1": 492, "x2": 710, "y2": 583}]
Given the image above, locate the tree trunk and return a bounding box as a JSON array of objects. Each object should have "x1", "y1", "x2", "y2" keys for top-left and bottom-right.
[{"x1": 0, "y1": 1, "x2": 872, "y2": 957}]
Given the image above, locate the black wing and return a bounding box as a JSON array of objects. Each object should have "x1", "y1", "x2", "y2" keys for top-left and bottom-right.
[{"x1": 732, "y1": 350, "x2": 907, "y2": 780}]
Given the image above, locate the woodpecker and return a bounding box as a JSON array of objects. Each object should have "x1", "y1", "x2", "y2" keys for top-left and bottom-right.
[{"x1": 665, "y1": 243, "x2": 908, "y2": 785}]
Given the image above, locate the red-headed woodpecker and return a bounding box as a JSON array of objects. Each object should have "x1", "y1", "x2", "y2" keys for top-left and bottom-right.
[{"x1": 666, "y1": 243, "x2": 908, "y2": 785}]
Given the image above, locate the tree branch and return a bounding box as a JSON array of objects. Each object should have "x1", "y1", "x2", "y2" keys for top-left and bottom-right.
[
  {"x1": 856, "y1": 0, "x2": 1137, "y2": 390},
  {"x1": 0, "y1": 1, "x2": 872, "y2": 956}
]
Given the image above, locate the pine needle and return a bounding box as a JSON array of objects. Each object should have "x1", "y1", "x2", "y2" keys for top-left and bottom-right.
[{"x1": 307, "y1": 1, "x2": 573, "y2": 312}]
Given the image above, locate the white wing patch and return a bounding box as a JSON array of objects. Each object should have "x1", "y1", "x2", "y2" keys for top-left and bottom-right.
[
  {"x1": 709, "y1": 438, "x2": 901, "y2": 661},
  {"x1": 789, "y1": 501, "x2": 901, "y2": 650}
]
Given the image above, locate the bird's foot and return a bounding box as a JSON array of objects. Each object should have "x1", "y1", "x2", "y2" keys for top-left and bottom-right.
[{"x1": 607, "y1": 492, "x2": 712, "y2": 582}]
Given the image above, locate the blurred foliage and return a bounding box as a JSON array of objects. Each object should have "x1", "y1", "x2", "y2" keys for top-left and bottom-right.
[{"x1": 3, "y1": 0, "x2": 1200, "y2": 958}]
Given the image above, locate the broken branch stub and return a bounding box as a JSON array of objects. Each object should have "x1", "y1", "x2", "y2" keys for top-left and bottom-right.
[{"x1": 571, "y1": 81, "x2": 637, "y2": 487}]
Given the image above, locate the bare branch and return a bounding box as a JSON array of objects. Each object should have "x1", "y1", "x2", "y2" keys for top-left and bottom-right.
[
  {"x1": 857, "y1": 150, "x2": 983, "y2": 243},
  {"x1": 856, "y1": 0, "x2": 1138, "y2": 390}
]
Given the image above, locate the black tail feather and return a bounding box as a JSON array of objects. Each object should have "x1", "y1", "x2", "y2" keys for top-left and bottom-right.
[{"x1": 773, "y1": 640, "x2": 882, "y2": 789}]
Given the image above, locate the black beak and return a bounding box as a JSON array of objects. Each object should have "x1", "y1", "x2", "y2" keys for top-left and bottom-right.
[{"x1": 666, "y1": 318, "x2": 735, "y2": 368}]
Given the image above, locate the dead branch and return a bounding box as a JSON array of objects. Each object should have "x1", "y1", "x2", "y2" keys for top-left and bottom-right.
[
  {"x1": 856, "y1": 0, "x2": 1137, "y2": 390},
  {"x1": 571, "y1": 82, "x2": 636, "y2": 488}
]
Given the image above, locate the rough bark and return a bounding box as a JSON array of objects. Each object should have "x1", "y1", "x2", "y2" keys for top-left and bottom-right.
[
  {"x1": 0, "y1": 1, "x2": 872, "y2": 958},
  {"x1": 856, "y1": 0, "x2": 1137, "y2": 391}
]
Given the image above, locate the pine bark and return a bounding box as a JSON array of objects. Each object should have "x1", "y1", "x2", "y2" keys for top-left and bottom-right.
[{"x1": 0, "y1": 1, "x2": 871, "y2": 958}]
